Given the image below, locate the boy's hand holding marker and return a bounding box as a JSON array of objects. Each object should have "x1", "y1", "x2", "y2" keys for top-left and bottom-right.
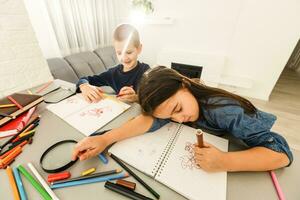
[
  {"x1": 117, "y1": 86, "x2": 137, "y2": 102},
  {"x1": 79, "y1": 83, "x2": 104, "y2": 103},
  {"x1": 194, "y1": 129, "x2": 226, "y2": 172}
]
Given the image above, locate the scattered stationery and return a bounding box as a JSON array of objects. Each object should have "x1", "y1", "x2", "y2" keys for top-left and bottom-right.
[
  {"x1": 0, "y1": 93, "x2": 43, "y2": 126},
  {"x1": 109, "y1": 122, "x2": 228, "y2": 200},
  {"x1": 0, "y1": 104, "x2": 16, "y2": 108},
  {"x1": 47, "y1": 172, "x2": 71, "y2": 183},
  {"x1": 47, "y1": 94, "x2": 130, "y2": 136},
  {"x1": 0, "y1": 107, "x2": 37, "y2": 140},
  {"x1": 81, "y1": 167, "x2": 96, "y2": 176},
  {"x1": 51, "y1": 172, "x2": 129, "y2": 189},
  {"x1": 98, "y1": 153, "x2": 108, "y2": 164},
  {"x1": 6, "y1": 166, "x2": 21, "y2": 200},
  {"x1": 7, "y1": 96, "x2": 23, "y2": 109},
  {"x1": 269, "y1": 170, "x2": 286, "y2": 200},
  {"x1": 105, "y1": 181, "x2": 154, "y2": 200},
  {"x1": 35, "y1": 81, "x2": 53, "y2": 94},
  {"x1": 18, "y1": 165, "x2": 52, "y2": 200},
  {"x1": 51, "y1": 169, "x2": 122, "y2": 185},
  {"x1": 116, "y1": 179, "x2": 136, "y2": 191},
  {"x1": 27, "y1": 163, "x2": 60, "y2": 200},
  {"x1": 110, "y1": 153, "x2": 160, "y2": 199},
  {"x1": 0, "y1": 146, "x2": 22, "y2": 169},
  {"x1": 13, "y1": 167, "x2": 28, "y2": 200}
]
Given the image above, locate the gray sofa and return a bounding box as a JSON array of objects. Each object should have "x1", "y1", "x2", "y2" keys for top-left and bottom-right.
[{"x1": 47, "y1": 46, "x2": 119, "y2": 84}]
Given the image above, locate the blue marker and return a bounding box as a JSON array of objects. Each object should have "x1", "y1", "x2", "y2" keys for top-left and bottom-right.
[
  {"x1": 98, "y1": 153, "x2": 108, "y2": 164},
  {"x1": 13, "y1": 167, "x2": 28, "y2": 200}
]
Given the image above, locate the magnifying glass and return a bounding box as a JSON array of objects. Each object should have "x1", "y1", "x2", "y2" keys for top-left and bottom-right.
[{"x1": 40, "y1": 140, "x2": 78, "y2": 173}]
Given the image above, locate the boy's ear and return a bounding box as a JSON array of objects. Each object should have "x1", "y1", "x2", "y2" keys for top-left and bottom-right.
[{"x1": 137, "y1": 44, "x2": 142, "y2": 54}]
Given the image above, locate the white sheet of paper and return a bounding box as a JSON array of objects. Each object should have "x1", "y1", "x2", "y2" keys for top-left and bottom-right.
[{"x1": 47, "y1": 94, "x2": 130, "y2": 136}]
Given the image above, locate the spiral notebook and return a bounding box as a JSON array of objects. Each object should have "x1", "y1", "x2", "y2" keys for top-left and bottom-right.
[{"x1": 109, "y1": 122, "x2": 228, "y2": 200}]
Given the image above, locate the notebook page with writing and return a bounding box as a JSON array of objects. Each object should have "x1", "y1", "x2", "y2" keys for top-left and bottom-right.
[
  {"x1": 109, "y1": 122, "x2": 180, "y2": 177},
  {"x1": 155, "y1": 124, "x2": 228, "y2": 200}
]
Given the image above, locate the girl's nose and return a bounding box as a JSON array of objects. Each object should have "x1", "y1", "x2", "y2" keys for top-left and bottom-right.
[{"x1": 172, "y1": 114, "x2": 184, "y2": 123}]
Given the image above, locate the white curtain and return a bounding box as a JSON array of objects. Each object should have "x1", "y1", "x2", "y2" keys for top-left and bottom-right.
[{"x1": 45, "y1": 0, "x2": 127, "y2": 56}]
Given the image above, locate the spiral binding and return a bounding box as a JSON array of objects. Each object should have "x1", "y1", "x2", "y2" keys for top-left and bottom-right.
[{"x1": 151, "y1": 124, "x2": 183, "y2": 177}]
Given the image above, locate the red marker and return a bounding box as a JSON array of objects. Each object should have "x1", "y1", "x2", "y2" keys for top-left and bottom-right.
[{"x1": 47, "y1": 171, "x2": 71, "y2": 183}]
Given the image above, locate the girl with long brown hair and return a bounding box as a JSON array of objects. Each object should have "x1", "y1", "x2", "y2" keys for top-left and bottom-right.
[{"x1": 72, "y1": 66, "x2": 292, "y2": 172}]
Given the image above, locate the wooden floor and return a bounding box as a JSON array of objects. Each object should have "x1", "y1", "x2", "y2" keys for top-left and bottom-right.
[{"x1": 249, "y1": 68, "x2": 300, "y2": 150}]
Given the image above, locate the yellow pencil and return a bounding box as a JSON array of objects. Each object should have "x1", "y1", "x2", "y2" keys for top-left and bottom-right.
[
  {"x1": 19, "y1": 129, "x2": 35, "y2": 138},
  {"x1": 81, "y1": 168, "x2": 96, "y2": 176},
  {"x1": 0, "y1": 104, "x2": 16, "y2": 108}
]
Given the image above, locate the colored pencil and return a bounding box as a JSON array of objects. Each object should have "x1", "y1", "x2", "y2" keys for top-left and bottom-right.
[
  {"x1": 0, "y1": 115, "x2": 39, "y2": 153},
  {"x1": 19, "y1": 129, "x2": 35, "y2": 138},
  {"x1": 51, "y1": 172, "x2": 128, "y2": 189},
  {"x1": 110, "y1": 153, "x2": 160, "y2": 199},
  {"x1": 269, "y1": 171, "x2": 286, "y2": 200},
  {"x1": 7, "y1": 96, "x2": 23, "y2": 109},
  {"x1": 0, "y1": 104, "x2": 16, "y2": 108},
  {"x1": 13, "y1": 167, "x2": 28, "y2": 200},
  {"x1": 27, "y1": 163, "x2": 60, "y2": 200},
  {"x1": 51, "y1": 169, "x2": 122, "y2": 185},
  {"x1": 6, "y1": 166, "x2": 21, "y2": 200},
  {"x1": 18, "y1": 165, "x2": 52, "y2": 200},
  {"x1": 36, "y1": 81, "x2": 52, "y2": 94}
]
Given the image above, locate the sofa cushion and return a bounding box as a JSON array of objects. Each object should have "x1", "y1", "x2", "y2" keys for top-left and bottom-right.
[
  {"x1": 94, "y1": 46, "x2": 119, "y2": 69},
  {"x1": 47, "y1": 58, "x2": 79, "y2": 83},
  {"x1": 64, "y1": 51, "x2": 106, "y2": 78}
]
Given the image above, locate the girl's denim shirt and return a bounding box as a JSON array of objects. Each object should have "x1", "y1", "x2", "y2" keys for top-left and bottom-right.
[{"x1": 148, "y1": 97, "x2": 293, "y2": 166}]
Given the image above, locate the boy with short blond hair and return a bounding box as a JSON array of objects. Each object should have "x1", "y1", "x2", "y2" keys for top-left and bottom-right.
[{"x1": 77, "y1": 24, "x2": 149, "y2": 103}]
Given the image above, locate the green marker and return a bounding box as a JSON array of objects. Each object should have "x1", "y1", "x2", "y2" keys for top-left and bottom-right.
[{"x1": 18, "y1": 165, "x2": 52, "y2": 200}]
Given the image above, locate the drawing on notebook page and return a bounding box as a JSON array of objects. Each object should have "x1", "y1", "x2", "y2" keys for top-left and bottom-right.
[
  {"x1": 79, "y1": 107, "x2": 112, "y2": 118},
  {"x1": 108, "y1": 122, "x2": 228, "y2": 200},
  {"x1": 47, "y1": 94, "x2": 130, "y2": 136},
  {"x1": 180, "y1": 142, "x2": 200, "y2": 170}
]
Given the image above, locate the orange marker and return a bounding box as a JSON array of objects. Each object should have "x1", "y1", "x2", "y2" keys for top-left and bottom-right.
[
  {"x1": 196, "y1": 129, "x2": 204, "y2": 148},
  {"x1": 6, "y1": 166, "x2": 21, "y2": 200},
  {"x1": 0, "y1": 146, "x2": 22, "y2": 168},
  {"x1": 0, "y1": 141, "x2": 27, "y2": 160}
]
